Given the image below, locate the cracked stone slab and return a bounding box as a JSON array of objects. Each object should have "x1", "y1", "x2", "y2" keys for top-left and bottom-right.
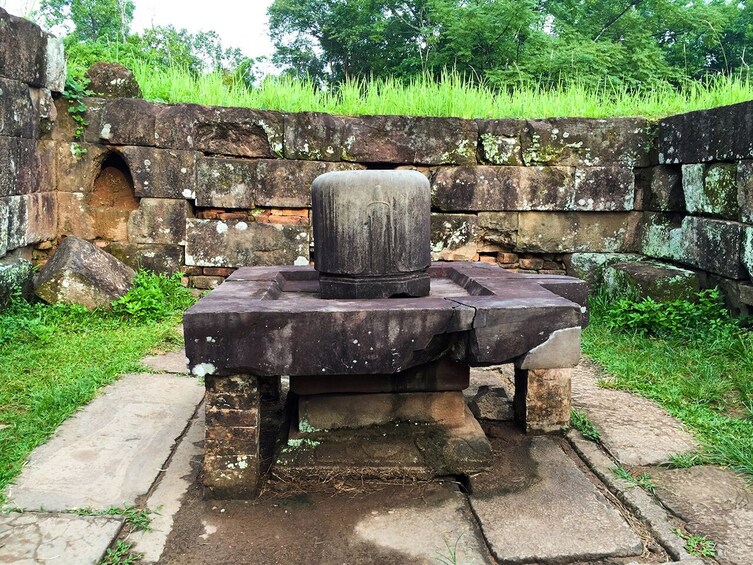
[
  {"x1": 141, "y1": 349, "x2": 189, "y2": 374},
  {"x1": 353, "y1": 482, "x2": 491, "y2": 564},
  {"x1": 469, "y1": 429, "x2": 643, "y2": 563},
  {"x1": 647, "y1": 465, "x2": 753, "y2": 565},
  {"x1": 0, "y1": 512, "x2": 122, "y2": 565},
  {"x1": 4, "y1": 374, "x2": 203, "y2": 512},
  {"x1": 571, "y1": 361, "x2": 698, "y2": 465}
]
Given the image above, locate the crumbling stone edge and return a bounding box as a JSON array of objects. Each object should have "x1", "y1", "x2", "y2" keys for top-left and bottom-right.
[{"x1": 566, "y1": 430, "x2": 699, "y2": 563}]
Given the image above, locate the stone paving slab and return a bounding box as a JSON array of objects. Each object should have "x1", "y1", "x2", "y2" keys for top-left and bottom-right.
[
  {"x1": 0, "y1": 512, "x2": 123, "y2": 564},
  {"x1": 571, "y1": 361, "x2": 698, "y2": 465},
  {"x1": 130, "y1": 405, "x2": 204, "y2": 563},
  {"x1": 646, "y1": 465, "x2": 753, "y2": 565},
  {"x1": 141, "y1": 349, "x2": 189, "y2": 374},
  {"x1": 4, "y1": 374, "x2": 203, "y2": 512},
  {"x1": 469, "y1": 428, "x2": 643, "y2": 564}
]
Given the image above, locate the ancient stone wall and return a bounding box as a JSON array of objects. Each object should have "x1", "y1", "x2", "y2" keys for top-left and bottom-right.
[{"x1": 0, "y1": 8, "x2": 64, "y2": 286}]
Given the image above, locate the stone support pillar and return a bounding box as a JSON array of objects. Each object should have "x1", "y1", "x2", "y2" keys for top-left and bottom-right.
[
  {"x1": 513, "y1": 368, "x2": 572, "y2": 434},
  {"x1": 203, "y1": 374, "x2": 260, "y2": 499}
]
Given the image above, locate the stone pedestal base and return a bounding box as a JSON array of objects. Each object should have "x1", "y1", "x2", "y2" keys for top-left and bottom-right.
[
  {"x1": 318, "y1": 271, "x2": 431, "y2": 299},
  {"x1": 203, "y1": 375, "x2": 260, "y2": 499},
  {"x1": 513, "y1": 368, "x2": 572, "y2": 434}
]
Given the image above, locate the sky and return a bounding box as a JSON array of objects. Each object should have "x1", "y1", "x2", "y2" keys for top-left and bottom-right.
[{"x1": 0, "y1": 0, "x2": 277, "y2": 62}]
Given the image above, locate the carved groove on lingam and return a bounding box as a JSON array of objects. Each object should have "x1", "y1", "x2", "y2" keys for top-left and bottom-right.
[{"x1": 184, "y1": 170, "x2": 588, "y2": 499}]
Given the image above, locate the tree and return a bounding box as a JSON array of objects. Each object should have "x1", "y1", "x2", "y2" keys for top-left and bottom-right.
[{"x1": 39, "y1": 0, "x2": 134, "y2": 43}]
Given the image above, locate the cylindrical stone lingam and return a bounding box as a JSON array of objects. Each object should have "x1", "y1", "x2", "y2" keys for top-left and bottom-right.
[{"x1": 312, "y1": 170, "x2": 431, "y2": 299}]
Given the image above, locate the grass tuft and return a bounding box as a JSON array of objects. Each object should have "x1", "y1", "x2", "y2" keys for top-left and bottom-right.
[
  {"x1": 569, "y1": 409, "x2": 601, "y2": 442},
  {"x1": 612, "y1": 464, "x2": 657, "y2": 495},
  {"x1": 673, "y1": 529, "x2": 717, "y2": 558}
]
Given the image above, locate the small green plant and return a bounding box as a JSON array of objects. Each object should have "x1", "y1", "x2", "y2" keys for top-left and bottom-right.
[
  {"x1": 673, "y1": 528, "x2": 716, "y2": 557},
  {"x1": 63, "y1": 75, "x2": 93, "y2": 158},
  {"x1": 99, "y1": 540, "x2": 143, "y2": 565},
  {"x1": 436, "y1": 534, "x2": 463, "y2": 565},
  {"x1": 72, "y1": 505, "x2": 154, "y2": 532},
  {"x1": 569, "y1": 409, "x2": 601, "y2": 442},
  {"x1": 112, "y1": 271, "x2": 195, "y2": 322},
  {"x1": 666, "y1": 452, "x2": 704, "y2": 469},
  {"x1": 612, "y1": 464, "x2": 657, "y2": 495}
]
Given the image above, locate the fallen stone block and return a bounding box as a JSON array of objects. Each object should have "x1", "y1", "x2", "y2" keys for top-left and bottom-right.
[
  {"x1": 469, "y1": 385, "x2": 514, "y2": 421},
  {"x1": 564, "y1": 252, "x2": 645, "y2": 286},
  {"x1": 34, "y1": 236, "x2": 135, "y2": 308},
  {"x1": 86, "y1": 61, "x2": 142, "y2": 98},
  {"x1": 604, "y1": 261, "x2": 699, "y2": 302}
]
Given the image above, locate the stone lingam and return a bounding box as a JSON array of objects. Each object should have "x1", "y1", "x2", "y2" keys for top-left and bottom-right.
[{"x1": 184, "y1": 170, "x2": 588, "y2": 498}]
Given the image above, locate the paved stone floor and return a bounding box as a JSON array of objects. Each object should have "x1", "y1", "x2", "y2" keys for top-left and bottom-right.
[{"x1": 1, "y1": 355, "x2": 750, "y2": 564}]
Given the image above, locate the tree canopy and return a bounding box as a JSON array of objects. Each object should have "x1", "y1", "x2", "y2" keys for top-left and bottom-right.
[{"x1": 268, "y1": 0, "x2": 752, "y2": 88}]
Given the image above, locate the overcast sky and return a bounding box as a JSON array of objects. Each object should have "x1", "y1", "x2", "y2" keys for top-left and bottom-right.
[{"x1": 0, "y1": 0, "x2": 277, "y2": 61}]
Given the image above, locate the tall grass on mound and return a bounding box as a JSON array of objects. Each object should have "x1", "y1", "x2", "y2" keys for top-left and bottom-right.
[
  {"x1": 0, "y1": 272, "x2": 196, "y2": 498},
  {"x1": 128, "y1": 62, "x2": 753, "y2": 119},
  {"x1": 583, "y1": 289, "x2": 753, "y2": 479}
]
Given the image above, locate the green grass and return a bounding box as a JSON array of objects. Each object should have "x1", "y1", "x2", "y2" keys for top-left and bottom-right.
[
  {"x1": 673, "y1": 529, "x2": 717, "y2": 558},
  {"x1": 122, "y1": 63, "x2": 753, "y2": 119},
  {"x1": 0, "y1": 272, "x2": 195, "y2": 499},
  {"x1": 570, "y1": 408, "x2": 601, "y2": 442},
  {"x1": 583, "y1": 293, "x2": 753, "y2": 480},
  {"x1": 612, "y1": 463, "x2": 657, "y2": 495}
]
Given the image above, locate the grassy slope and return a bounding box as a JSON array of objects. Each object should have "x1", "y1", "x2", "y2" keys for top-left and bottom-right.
[
  {"x1": 583, "y1": 308, "x2": 753, "y2": 478},
  {"x1": 129, "y1": 63, "x2": 753, "y2": 119}
]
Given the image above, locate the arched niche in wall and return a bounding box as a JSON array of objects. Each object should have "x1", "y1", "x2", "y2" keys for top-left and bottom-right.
[{"x1": 89, "y1": 152, "x2": 138, "y2": 242}]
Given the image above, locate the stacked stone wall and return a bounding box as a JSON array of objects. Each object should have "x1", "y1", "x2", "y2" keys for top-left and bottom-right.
[{"x1": 0, "y1": 8, "x2": 64, "y2": 274}]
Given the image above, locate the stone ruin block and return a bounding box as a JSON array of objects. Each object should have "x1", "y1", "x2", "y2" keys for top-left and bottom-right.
[
  {"x1": 603, "y1": 261, "x2": 699, "y2": 302},
  {"x1": 660, "y1": 100, "x2": 753, "y2": 164},
  {"x1": 0, "y1": 77, "x2": 36, "y2": 138},
  {"x1": 49, "y1": 96, "x2": 104, "y2": 143},
  {"x1": 736, "y1": 160, "x2": 753, "y2": 224},
  {"x1": 476, "y1": 119, "x2": 526, "y2": 165},
  {"x1": 29, "y1": 86, "x2": 56, "y2": 136},
  {"x1": 44, "y1": 35, "x2": 65, "y2": 93},
  {"x1": 477, "y1": 212, "x2": 518, "y2": 249},
  {"x1": 340, "y1": 114, "x2": 477, "y2": 165},
  {"x1": 56, "y1": 192, "x2": 94, "y2": 240},
  {"x1": 682, "y1": 163, "x2": 739, "y2": 220},
  {"x1": 634, "y1": 165, "x2": 684, "y2": 212},
  {"x1": 106, "y1": 242, "x2": 183, "y2": 275},
  {"x1": 639, "y1": 212, "x2": 683, "y2": 262},
  {"x1": 679, "y1": 216, "x2": 749, "y2": 279},
  {"x1": 514, "y1": 367, "x2": 572, "y2": 434},
  {"x1": 564, "y1": 252, "x2": 645, "y2": 287},
  {"x1": 24, "y1": 192, "x2": 56, "y2": 245},
  {"x1": 185, "y1": 218, "x2": 309, "y2": 267},
  {"x1": 430, "y1": 213, "x2": 478, "y2": 261},
  {"x1": 127, "y1": 198, "x2": 192, "y2": 245},
  {"x1": 572, "y1": 166, "x2": 635, "y2": 211},
  {"x1": 283, "y1": 112, "x2": 344, "y2": 161},
  {"x1": 34, "y1": 236, "x2": 135, "y2": 309},
  {"x1": 196, "y1": 157, "x2": 363, "y2": 209},
  {"x1": 54, "y1": 142, "x2": 110, "y2": 193},
  {"x1": 523, "y1": 118, "x2": 655, "y2": 168},
  {"x1": 0, "y1": 137, "x2": 39, "y2": 197},
  {"x1": 98, "y1": 98, "x2": 160, "y2": 146},
  {"x1": 85, "y1": 62, "x2": 142, "y2": 99},
  {"x1": 154, "y1": 104, "x2": 284, "y2": 158},
  {"x1": 516, "y1": 212, "x2": 640, "y2": 253},
  {"x1": 0, "y1": 8, "x2": 47, "y2": 87},
  {"x1": 431, "y1": 165, "x2": 574, "y2": 211},
  {"x1": 120, "y1": 146, "x2": 197, "y2": 200}
]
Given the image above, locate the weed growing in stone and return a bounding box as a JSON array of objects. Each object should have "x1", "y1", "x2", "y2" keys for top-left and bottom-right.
[
  {"x1": 673, "y1": 529, "x2": 717, "y2": 558},
  {"x1": 665, "y1": 452, "x2": 704, "y2": 469},
  {"x1": 99, "y1": 540, "x2": 143, "y2": 565},
  {"x1": 569, "y1": 409, "x2": 601, "y2": 442},
  {"x1": 62, "y1": 75, "x2": 92, "y2": 158},
  {"x1": 72, "y1": 505, "x2": 155, "y2": 532},
  {"x1": 0, "y1": 272, "x2": 196, "y2": 499},
  {"x1": 611, "y1": 464, "x2": 657, "y2": 495},
  {"x1": 584, "y1": 291, "x2": 753, "y2": 480}
]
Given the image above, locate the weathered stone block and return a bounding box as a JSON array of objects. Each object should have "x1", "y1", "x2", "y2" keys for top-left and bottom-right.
[
  {"x1": 25, "y1": 192, "x2": 56, "y2": 244},
  {"x1": 128, "y1": 198, "x2": 192, "y2": 245},
  {"x1": 634, "y1": 165, "x2": 684, "y2": 211},
  {"x1": 517, "y1": 327, "x2": 582, "y2": 369},
  {"x1": 682, "y1": 163, "x2": 739, "y2": 220},
  {"x1": 340, "y1": 115, "x2": 477, "y2": 165},
  {"x1": 120, "y1": 146, "x2": 197, "y2": 200},
  {"x1": 44, "y1": 35, "x2": 66, "y2": 92},
  {"x1": 432, "y1": 166, "x2": 573, "y2": 211},
  {"x1": 0, "y1": 8, "x2": 47, "y2": 86},
  {"x1": 639, "y1": 212, "x2": 683, "y2": 262},
  {"x1": 89, "y1": 207, "x2": 131, "y2": 241},
  {"x1": 680, "y1": 216, "x2": 749, "y2": 279},
  {"x1": 0, "y1": 198, "x2": 7, "y2": 256},
  {"x1": 283, "y1": 112, "x2": 343, "y2": 161},
  {"x1": 86, "y1": 62, "x2": 142, "y2": 98},
  {"x1": 572, "y1": 167, "x2": 635, "y2": 211},
  {"x1": 185, "y1": 219, "x2": 309, "y2": 267},
  {"x1": 0, "y1": 256, "x2": 33, "y2": 306},
  {"x1": 0, "y1": 136, "x2": 17, "y2": 198},
  {"x1": 29, "y1": 86, "x2": 56, "y2": 136},
  {"x1": 564, "y1": 252, "x2": 645, "y2": 286},
  {"x1": 106, "y1": 242, "x2": 183, "y2": 275},
  {"x1": 54, "y1": 142, "x2": 110, "y2": 193},
  {"x1": 98, "y1": 98, "x2": 160, "y2": 145},
  {"x1": 523, "y1": 118, "x2": 654, "y2": 167},
  {"x1": 469, "y1": 386, "x2": 514, "y2": 421},
  {"x1": 430, "y1": 213, "x2": 478, "y2": 261},
  {"x1": 477, "y1": 119, "x2": 525, "y2": 165},
  {"x1": 477, "y1": 212, "x2": 518, "y2": 247},
  {"x1": 34, "y1": 236, "x2": 135, "y2": 308},
  {"x1": 736, "y1": 160, "x2": 753, "y2": 223},
  {"x1": 16, "y1": 137, "x2": 39, "y2": 195},
  {"x1": 3, "y1": 195, "x2": 26, "y2": 251},
  {"x1": 604, "y1": 261, "x2": 699, "y2": 302},
  {"x1": 37, "y1": 140, "x2": 56, "y2": 192},
  {"x1": 56, "y1": 192, "x2": 94, "y2": 240},
  {"x1": 190, "y1": 275, "x2": 224, "y2": 289},
  {"x1": 514, "y1": 367, "x2": 571, "y2": 434},
  {"x1": 0, "y1": 78, "x2": 35, "y2": 138},
  {"x1": 660, "y1": 100, "x2": 753, "y2": 164},
  {"x1": 299, "y1": 391, "x2": 466, "y2": 430},
  {"x1": 745, "y1": 227, "x2": 753, "y2": 278},
  {"x1": 155, "y1": 104, "x2": 283, "y2": 158},
  {"x1": 517, "y1": 212, "x2": 639, "y2": 253}
]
